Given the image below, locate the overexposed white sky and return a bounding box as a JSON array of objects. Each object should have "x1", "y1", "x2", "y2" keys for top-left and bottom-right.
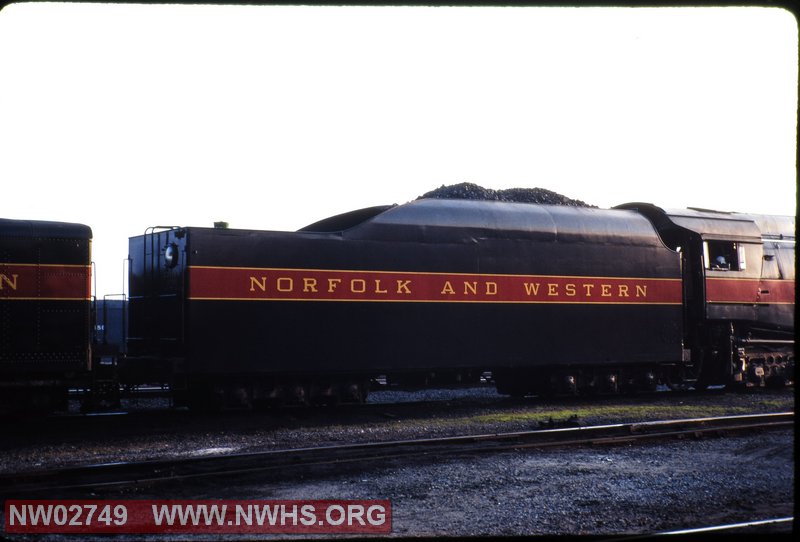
[{"x1": 0, "y1": 3, "x2": 797, "y2": 296}]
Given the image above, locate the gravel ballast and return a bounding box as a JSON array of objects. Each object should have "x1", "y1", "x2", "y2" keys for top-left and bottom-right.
[
  {"x1": 239, "y1": 430, "x2": 794, "y2": 536},
  {"x1": 0, "y1": 388, "x2": 793, "y2": 537},
  {"x1": 10, "y1": 428, "x2": 790, "y2": 538}
]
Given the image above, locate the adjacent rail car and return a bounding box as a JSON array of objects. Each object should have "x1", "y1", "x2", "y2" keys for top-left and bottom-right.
[
  {"x1": 126, "y1": 199, "x2": 691, "y2": 406},
  {"x1": 0, "y1": 218, "x2": 92, "y2": 411}
]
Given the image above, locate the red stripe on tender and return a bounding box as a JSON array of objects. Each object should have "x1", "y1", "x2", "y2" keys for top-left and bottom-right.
[
  {"x1": 0, "y1": 264, "x2": 91, "y2": 300},
  {"x1": 189, "y1": 267, "x2": 682, "y2": 304}
]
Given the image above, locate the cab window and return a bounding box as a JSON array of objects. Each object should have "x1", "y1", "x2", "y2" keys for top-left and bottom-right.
[{"x1": 703, "y1": 240, "x2": 745, "y2": 271}]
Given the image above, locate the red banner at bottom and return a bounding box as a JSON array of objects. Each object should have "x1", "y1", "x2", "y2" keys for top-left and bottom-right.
[{"x1": 5, "y1": 499, "x2": 392, "y2": 534}]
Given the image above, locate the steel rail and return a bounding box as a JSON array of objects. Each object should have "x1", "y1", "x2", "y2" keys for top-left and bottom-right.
[
  {"x1": 0, "y1": 412, "x2": 792, "y2": 494},
  {"x1": 655, "y1": 516, "x2": 793, "y2": 535},
  {"x1": 603, "y1": 515, "x2": 793, "y2": 540}
]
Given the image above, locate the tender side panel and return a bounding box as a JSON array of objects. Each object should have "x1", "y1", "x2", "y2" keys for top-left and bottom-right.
[{"x1": 176, "y1": 220, "x2": 682, "y2": 376}]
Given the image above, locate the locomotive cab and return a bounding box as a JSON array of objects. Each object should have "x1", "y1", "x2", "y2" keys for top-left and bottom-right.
[{"x1": 617, "y1": 203, "x2": 794, "y2": 388}]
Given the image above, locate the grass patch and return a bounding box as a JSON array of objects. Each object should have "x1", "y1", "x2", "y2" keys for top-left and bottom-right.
[{"x1": 465, "y1": 400, "x2": 794, "y2": 426}]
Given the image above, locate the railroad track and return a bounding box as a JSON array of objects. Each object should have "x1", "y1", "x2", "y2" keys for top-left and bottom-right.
[{"x1": 0, "y1": 412, "x2": 792, "y2": 495}]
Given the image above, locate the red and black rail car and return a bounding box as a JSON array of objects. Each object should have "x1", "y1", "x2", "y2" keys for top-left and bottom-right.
[
  {"x1": 126, "y1": 199, "x2": 691, "y2": 405},
  {"x1": 0, "y1": 218, "x2": 92, "y2": 411}
]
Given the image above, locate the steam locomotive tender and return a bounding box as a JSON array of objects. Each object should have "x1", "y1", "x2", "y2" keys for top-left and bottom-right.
[{"x1": 124, "y1": 199, "x2": 794, "y2": 407}]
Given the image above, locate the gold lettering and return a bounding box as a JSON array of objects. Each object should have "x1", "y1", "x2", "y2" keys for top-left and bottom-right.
[
  {"x1": 583, "y1": 284, "x2": 595, "y2": 297},
  {"x1": 303, "y1": 278, "x2": 318, "y2": 293},
  {"x1": 351, "y1": 279, "x2": 366, "y2": 293},
  {"x1": 441, "y1": 281, "x2": 456, "y2": 295},
  {"x1": 601, "y1": 284, "x2": 612, "y2": 297},
  {"x1": 249, "y1": 276, "x2": 268, "y2": 292},
  {"x1": 374, "y1": 279, "x2": 388, "y2": 294},
  {"x1": 547, "y1": 283, "x2": 558, "y2": 296},
  {"x1": 523, "y1": 283, "x2": 541, "y2": 296},
  {"x1": 396, "y1": 280, "x2": 412, "y2": 294},
  {"x1": 277, "y1": 277, "x2": 293, "y2": 292},
  {"x1": 485, "y1": 282, "x2": 497, "y2": 295},
  {"x1": 327, "y1": 278, "x2": 342, "y2": 293},
  {"x1": 618, "y1": 285, "x2": 629, "y2": 297},
  {"x1": 464, "y1": 281, "x2": 478, "y2": 295},
  {"x1": 0, "y1": 274, "x2": 19, "y2": 291},
  {"x1": 636, "y1": 284, "x2": 647, "y2": 298},
  {"x1": 565, "y1": 283, "x2": 576, "y2": 296}
]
